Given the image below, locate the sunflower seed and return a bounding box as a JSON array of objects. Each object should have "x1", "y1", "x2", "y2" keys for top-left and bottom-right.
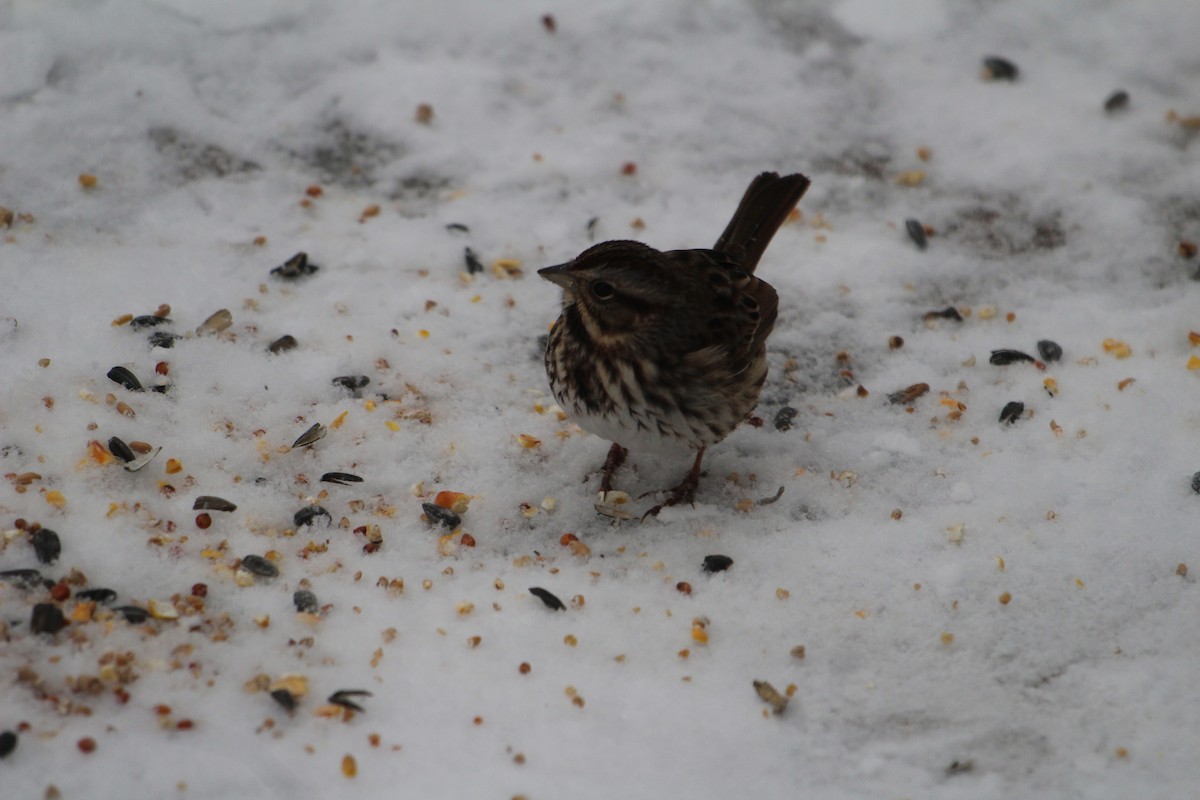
[
  {"x1": 321, "y1": 472, "x2": 363, "y2": 485},
  {"x1": 270, "y1": 688, "x2": 297, "y2": 712},
  {"x1": 0, "y1": 569, "x2": 44, "y2": 588},
  {"x1": 999, "y1": 401, "x2": 1025, "y2": 425},
  {"x1": 924, "y1": 307, "x2": 963, "y2": 322},
  {"x1": 271, "y1": 252, "x2": 319, "y2": 280},
  {"x1": 240, "y1": 554, "x2": 279, "y2": 577},
  {"x1": 0, "y1": 730, "x2": 16, "y2": 759},
  {"x1": 130, "y1": 315, "x2": 170, "y2": 330},
  {"x1": 148, "y1": 331, "x2": 181, "y2": 348},
  {"x1": 107, "y1": 366, "x2": 143, "y2": 392},
  {"x1": 1104, "y1": 90, "x2": 1129, "y2": 113},
  {"x1": 293, "y1": 590, "x2": 319, "y2": 613},
  {"x1": 108, "y1": 436, "x2": 136, "y2": 463},
  {"x1": 193, "y1": 496, "x2": 237, "y2": 512},
  {"x1": 31, "y1": 603, "x2": 66, "y2": 634},
  {"x1": 268, "y1": 335, "x2": 298, "y2": 354},
  {"x1": 76, "y1": 588, "x2": 118, "y2": 604},
  {"x1": 31, "y1": 528, "x2": 61, "y2": 564},
  {"x1": 113, "y1": 605, "x2": 150, "y2": 623},
  {"x1": 1036, "y1": 340, "x2": 1063, "y2": 362},
  {"x1": 294, "y1": 506, "x2": 331, "y2": 527},
  {"x1": 773, "y1": 406, "x2": 798, "y2": 431},
  {"x1": 195, "y1": 308, "x2": 232, "y2": 335},
  {"x1": 905, "y1": 219, "x2": 928, "y2": 250},
  {"x1": 332, "y1": 375, "x2": 370, "y2": 392},
  {"x1": 464, "y1": 247, "x2": 484, "y2": 275},
  {"x1": 421, "y1": 503, "x2": 460, "y2": 529},
  {"x1": 702, "y1": 555, "x2": 734, "y2": 573},
  {"x1": 982, "y1": 56, "x2": 1018, "y2": 81},
  {"x1": 328, "y1": 690, "x2": 372, "y2": 713},
  {"x1": 1191, "y1": 471, "x2": 1200, "y2": 494},
  {"x1": 989, "y1": 349, "x2": 1036, "y2": 365},
  {"x1": 292, "y1": 423, "x2": 327, "y2": 448},
  {"x1": 529, "y1": 586, "x2": 565, "y2": 611}
]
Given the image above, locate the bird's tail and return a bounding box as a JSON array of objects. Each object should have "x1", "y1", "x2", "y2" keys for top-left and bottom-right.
[{"x1": 713, "y1": 172, "x2": 811, "y2": 272}]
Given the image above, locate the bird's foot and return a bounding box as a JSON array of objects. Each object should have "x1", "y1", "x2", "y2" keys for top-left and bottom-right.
[{"x1": 641, "y1": 449, "x2": 706, "y2": 521}]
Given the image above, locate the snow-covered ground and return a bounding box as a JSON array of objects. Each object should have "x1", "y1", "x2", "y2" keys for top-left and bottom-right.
[{"x1": 2, "y1": 0, "x2": 1199, "y2": 797}]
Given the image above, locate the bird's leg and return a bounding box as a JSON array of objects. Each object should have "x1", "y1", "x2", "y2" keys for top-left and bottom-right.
[
  {"x1": 597, "y1": 443, "x2": 628, "y2": 494},
  {"x1": 642, "y1": 448, "x2": 706, "y2": 520}
]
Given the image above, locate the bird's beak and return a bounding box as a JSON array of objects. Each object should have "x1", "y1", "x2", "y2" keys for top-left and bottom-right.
[{"x1": 537, "y1": 262, "x2": 575, "y2": 289}]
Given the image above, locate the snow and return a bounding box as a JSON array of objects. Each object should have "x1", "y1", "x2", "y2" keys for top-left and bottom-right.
[{"x1": 1, "y1": 0, "x2": 1199, "y2": 797}]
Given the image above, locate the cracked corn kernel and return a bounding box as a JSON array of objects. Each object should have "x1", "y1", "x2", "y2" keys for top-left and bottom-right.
[
  {"x1": 999, "y1": 592, "x2": 1012, "y2": 605},
  {"x1": 1187, "y1": 355, "x2": 1200, "y2": 371},
  {"x1": 940, "y1": 632, "x2": 955, "y2": 645},
  {"x1": 517, "y1": 434, "x2": 541, "y2": 449},
  {"x1": 165, "y1": 458, "x2": 182, "y2": 474},
  {"x1": 563, "y1": 634, "x2": 577, "y2": 647},
  {"x1": 1102, "y1": 338, "x2": 1131, "y2": 358},
  {"x1": 342, "y1": 754, "x2": 357, "y2": 778},
  {"x1": 45, "y1": 490, "x2": 66, "y2": 509}
]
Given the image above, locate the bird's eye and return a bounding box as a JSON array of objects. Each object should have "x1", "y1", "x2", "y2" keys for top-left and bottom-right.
[{"x1": 592, "y1": 281, "x2": 615, "y2": 300}]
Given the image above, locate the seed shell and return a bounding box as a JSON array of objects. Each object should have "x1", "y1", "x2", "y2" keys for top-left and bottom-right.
[
  {"x1": 240, "y1": 554, "x2": 279, "y2": 577},
  {"x1": 123, "y1": 445, "x2": 162, "y2": 472},
  {"x1": 31, "y1": 603, "x2": 67, "y2": 634},
  {"x1": 1190, "y1": 471, "x2": 1200, "y2": 495},
  {"x1": 31, "y1": 528, "x2": 61, "y2": 564},
  {"x1": 328, "y1": 690, "x2": 372, "y2": 713},
  {"x1": 292, "y1": 423, "x2": 327, "y2": 448},
  {"x1": 193, "y1": 495, "x2": 237, "y2": 513},
  {"x1": 888, "y1": 383, "x2": 930, "y2": 405},
  {"x1": 107, "y1": 366, "x2": 143, "y2": 392},
  {"x1": 529, "y1": 586, "x2": 566, "y2": 611},
  {"x1": 702, "y1": 555, "x2": 734, "y2": 573},
  {"x1": 321, "y1": 472, "x2": 364, "y2": 485},
  {"x1": 271, "y1": 252, "x2": 319, "y2": 279},
  {"x1": 196, "y1": 308, "x2": 232, "y2": 335},
  {"x1": 905, "y1": 218, "x2": 928, "y2": 250},
  {"x1": 999, "y1": 401, "x2": 1026, "y2": 425},
  {"x1": 753, "y1": 679, "x2": 789, "y2": 714}
]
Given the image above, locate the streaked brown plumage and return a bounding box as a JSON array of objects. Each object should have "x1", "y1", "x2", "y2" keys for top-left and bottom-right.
[{"x1": 539, "y1": 172, "x2": 811, "y2": 516}]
